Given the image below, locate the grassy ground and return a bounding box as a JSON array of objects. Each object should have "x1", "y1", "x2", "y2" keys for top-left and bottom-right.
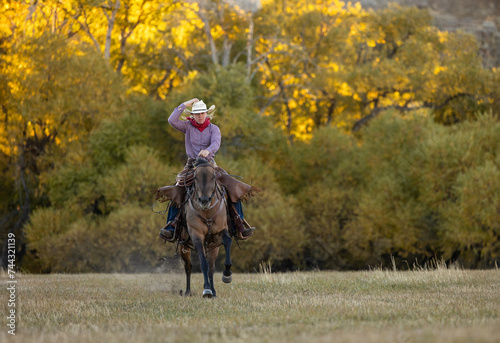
[{"x1": 2, "y1": 267, "x2": 500, "y2": 343}]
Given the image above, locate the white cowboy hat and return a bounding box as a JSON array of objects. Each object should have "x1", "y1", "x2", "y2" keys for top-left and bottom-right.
[
  {"x1": 184, "y1": 100, "x2": 216, "y2": 118},
  {"x1": 190, "y1": 100, "x2": 208, "y2": 113}
]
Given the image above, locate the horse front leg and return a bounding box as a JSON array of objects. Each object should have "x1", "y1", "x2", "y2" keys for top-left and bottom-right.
[
  {"x1": 179, "y1": 244, "x2": 192, "y2": 296},
  {"x1": 207, "y1": 246, "x2": 219, "y2": 297},
  {"x1": 222, "y1": 230, "x2": 233, "y2": 284},
  {"x1": 192, "y1": 237, "x2": 212, "y2": 298}
]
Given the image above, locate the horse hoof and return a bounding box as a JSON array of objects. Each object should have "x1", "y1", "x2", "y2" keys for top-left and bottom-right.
[
  {"x1": 203, "y1": 289, "x2": 213, "y2": 298},
  {"x1": 222, "y1": 273, "x2": 232, "y2": 284}
]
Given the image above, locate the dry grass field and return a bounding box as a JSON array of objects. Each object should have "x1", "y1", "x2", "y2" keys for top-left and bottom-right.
[{"x1": 2, "y1": 266, "x2": 500, "y2": 343}]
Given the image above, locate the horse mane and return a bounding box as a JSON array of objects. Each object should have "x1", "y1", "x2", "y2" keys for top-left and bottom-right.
[{"x1": 194, "y1": 156, "x2": 210, "y2": 167}]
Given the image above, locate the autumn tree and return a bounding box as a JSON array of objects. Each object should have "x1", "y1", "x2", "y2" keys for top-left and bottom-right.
[
  {"x1": 253, "y1": 1, "x2": 495, "y2": 139},
  {"x1": 0, "y1": 1, "x2": 124, "y2": 266}
]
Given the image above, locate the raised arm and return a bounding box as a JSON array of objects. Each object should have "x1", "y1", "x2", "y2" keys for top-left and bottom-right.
[
  {"x1": 168, "y1": 98, "x2": 199, "y2": 133},
  {"x1": 168, "y1": 104, "x2": 188, "y2": 133}
]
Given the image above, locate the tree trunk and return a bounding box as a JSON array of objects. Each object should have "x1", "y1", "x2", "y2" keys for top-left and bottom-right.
[
  {"x1": 198, "y1": 9, "x2": 218, "y2": 66},
  {"x1": 326, "y1": 99, "x2": 336, "y2": 126},
  {"x1": 103, "y1": 0, "x2": 120, "y2": 60},
  {"x1": 281, "y1": 85, "x2": 294, "y2": 144},
  {"x1": 1, "y1": 149, "x2": 30, "y2": 269},
  {"x1": 246, "y1": 14, "x2": 254, "y2": 81},
  {"x1": 222, "y1": 36, "x2": 233, "y2": 67},
  {"x1": 116, "y1": 27, "x2": 127, "y2": 73}
]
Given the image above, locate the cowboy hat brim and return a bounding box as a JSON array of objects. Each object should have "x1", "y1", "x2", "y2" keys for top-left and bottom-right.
[{"x1": 185, "y1": 105, "x2": 215, "y2": 114}]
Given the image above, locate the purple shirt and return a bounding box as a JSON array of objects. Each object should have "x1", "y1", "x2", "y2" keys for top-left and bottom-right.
[{"x1": 168, "y1": 103, "x2": 221, "y2": 160}]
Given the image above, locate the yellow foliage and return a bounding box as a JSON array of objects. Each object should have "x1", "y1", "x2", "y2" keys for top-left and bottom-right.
[
  {"x1": 0, "y1": 129, "x2": 13, "y2": 156},
  {"x1": 338, "y1": 82, "x2": 353, "y2": 96},
  {"x1": 433, "y1": 65, "x2": 447, "y2": 75},
  {"x1": 211, "y1": 24, "x2": 225, "y2": 40},
  {"x1": 349, "y1": 25, "x2": 357, "y2": 36},
  {"x1": 438, "y1": 31, "x2": 448, "y2": 43},
  {"x1": 367, "y1": 91, "x2": 378, "y2": 101},
  {"x1": 173, "y1": 22, "x2": 198, "y2": 49},
  {"x1": 131, "y1": 84, "x2": 148, "y2": 95},
  {"x1": 295, "y1": 118, "x2": 314, "y2": 141},
  {"x1": 402, "y1": 92, "x2": 413, "y2": 101},
  {"x1": 330, "y1": 62, "x2": 340, "y2": 72}
]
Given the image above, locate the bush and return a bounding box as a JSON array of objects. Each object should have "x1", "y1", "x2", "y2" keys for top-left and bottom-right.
[
  {"x1": 217, "y1": 156, "x2": 306, "y2": 271},
  {"x1": 441, "y1": 161, "x2": 500, "y2": 268},
  {"x1": 27, "y1": 205, "x2": 171, "y2": 273},
  {"x1": 101, "y1": 145, "x2": 179, "y2": 212},
  {"x1": 25, "y1": 208, "x2": 75, "y2": 272}
]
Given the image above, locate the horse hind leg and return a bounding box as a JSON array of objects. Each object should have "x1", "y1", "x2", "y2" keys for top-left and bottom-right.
[
  {"x1": 179, "y1": 245, "x2": 192, "y2": 296},
  {"x1": 222, "y1": 230, "x2": 233, "y2": 284}
]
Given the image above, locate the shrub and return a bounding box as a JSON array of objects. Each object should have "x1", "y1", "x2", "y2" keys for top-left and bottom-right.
[
  {"x1": 27, "y1": 205, "x2": 170, "y2": 273},
  {"x1": 441, "y1": 161, "x2": 500, "y2": 268},
  {"x1": 217, "y1": 156, "x2": 306, "y2": 271}
]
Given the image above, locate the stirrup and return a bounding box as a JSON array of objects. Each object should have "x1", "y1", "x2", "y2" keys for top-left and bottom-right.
[
  {"x1": 236, "y1": 227, "x2": 254, "y2": 240},
  {"x1": 241, "y1": 227, "x2": 255, "y2": 237},
  {"x1": 159, "y1": 227, "x2": 176, "y2": 242}
]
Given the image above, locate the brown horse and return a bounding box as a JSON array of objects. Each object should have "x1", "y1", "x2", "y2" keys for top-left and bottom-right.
[{"x1": 178, "y1": 159, "x2": 233, "y2": 298}]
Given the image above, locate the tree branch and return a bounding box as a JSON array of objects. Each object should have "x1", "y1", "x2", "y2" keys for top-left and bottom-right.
[
  {"x1": 74, "y1": 1, "x2": 102, "y2": 54},
  {"x1": 149, "y1": 69, "x2": 171, "y2": 98}
]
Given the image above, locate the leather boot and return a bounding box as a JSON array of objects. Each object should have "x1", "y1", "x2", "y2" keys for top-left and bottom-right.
[
  {"x1": 233, "y1": 214, "x2": 254, "y2": 238},
  {"x1": 159, "y1": 226, "x2": 175, "y2": 240},
  {"x1": 240, "y1": 227, "x2": 255, "y2": 237}
]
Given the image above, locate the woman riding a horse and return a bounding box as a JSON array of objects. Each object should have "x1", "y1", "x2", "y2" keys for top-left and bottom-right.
[
  {"x1": 154, "y1": 98, "x2": 257, "y2": 297},
  {"x1": 159, "y1": 98, "x2": 255, "y2": 241}
]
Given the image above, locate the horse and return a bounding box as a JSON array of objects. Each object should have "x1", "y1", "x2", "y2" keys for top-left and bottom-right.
[{"x1": 178, "y1": 158, "x2": 233, "y2": 298}]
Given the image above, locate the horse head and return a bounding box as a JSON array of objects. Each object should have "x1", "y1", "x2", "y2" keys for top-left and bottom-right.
[{"x1": 193, "y1": 157, "x2": 217, "y2": 210}]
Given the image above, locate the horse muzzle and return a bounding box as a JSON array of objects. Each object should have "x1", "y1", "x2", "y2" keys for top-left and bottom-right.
[{"x1": 198, "y1": 196, "x2": 212, "y2": 210}]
